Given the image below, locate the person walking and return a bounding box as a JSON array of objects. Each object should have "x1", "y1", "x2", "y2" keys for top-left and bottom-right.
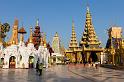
[
  {"x1": 39, "y1": 63, "x2": 43, "y2": 76},
  {"x1": 36, "y1": 61, "x2": 39, "y2": 73}
]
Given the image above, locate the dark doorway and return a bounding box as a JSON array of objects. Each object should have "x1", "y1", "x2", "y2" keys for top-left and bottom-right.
[
  {"x1": 9, "y1": 56, "x2": 16, "y2": 68},
  {"x1": 81, "y1": 52, "x2": 86, "y2": 63},
  {"x1": 89, "y1": 52, "x2": 98, "y2": 62},
  {"x1": 1, "y1": 58, "x2": 4, "y2": 65},
  {"x1": 29, "y1": 56, "x2": 34, "y2": 68},
  {"x1": 53, "y1": 57, "x2": 56, "y2": 64}
]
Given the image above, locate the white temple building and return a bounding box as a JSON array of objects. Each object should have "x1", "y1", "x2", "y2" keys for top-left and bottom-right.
[{"x1": 0, "y1": 26, "x2": 50, "y2": 69}]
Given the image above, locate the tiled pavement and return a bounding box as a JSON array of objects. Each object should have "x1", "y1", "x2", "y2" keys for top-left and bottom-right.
[
  {"x1": 0, "y1": 65, "x2": 92, "y2": 82},
  {"x1": 1, "y1": 64, "x2": 124, "y2": 82},
  {"x1": 68, "y1": 64, "x2": 124, "y2": 82}
]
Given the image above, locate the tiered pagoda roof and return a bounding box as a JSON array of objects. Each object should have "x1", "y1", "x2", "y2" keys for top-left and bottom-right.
[
  {"x1": 69, "y1": 21, "x2": 79, "y2": 50},
  {"x1": 80, "y1": 6, "x2": 101, "y2": 50},
  {"x1": 66, "y1": 20, "x2": 82, "y2": 53},
  {"x1": 33, "y1": 19, "x2": 41, "y2": 50}
]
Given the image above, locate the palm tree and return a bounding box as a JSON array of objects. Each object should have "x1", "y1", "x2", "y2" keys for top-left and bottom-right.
[{"x1": 0, "y1": 22, "x2": 10, "y2": 40}]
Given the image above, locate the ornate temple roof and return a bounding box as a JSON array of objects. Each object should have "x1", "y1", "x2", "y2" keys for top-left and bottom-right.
[
  {"x1": 80, "y1": 6, "x2": 101, "y2": 48},
  {"x1": 32, "y1": 19, "x2": 41, "y2": 50}
]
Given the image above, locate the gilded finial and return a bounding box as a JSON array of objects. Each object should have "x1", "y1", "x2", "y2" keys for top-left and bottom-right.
[
  {"x1": 87, "y1": 6, "x2": 90, "y2": 12},
  {"x1": 86, "y1": 0, "x2": 90, "y2": 12},
  {"x1": 36, "y1": 18, "x2": 39, "y2": 26},
  {"x1": 72, "y1": 20, "x2": 75, "y2": 32},
  {"x1": 72, "y1": 20, "x2": 74, "y2": 27}
]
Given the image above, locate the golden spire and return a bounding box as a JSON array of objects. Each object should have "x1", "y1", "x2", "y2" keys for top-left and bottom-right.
[
  {"x1": 29, "y1": 27, "x2": 33, "y2": 43},
  {"x1": 43, "y1": 33, "x2": 47, "y2": 48},
  {"x1": 72, "y1": 20, "x2": 75, "y2": 33},
  {"x1": 8, "y1": 19, "x2": 18, "y2": 45},
  {"x1": 36, "y1": 19, "x2": 39, "y2": 26},
  {"x1": 40, "y1": 37, "x2": 44, "y2": 46},
  {"x1": 69, "y1": 20, "x2": 78, "y2": 49}
]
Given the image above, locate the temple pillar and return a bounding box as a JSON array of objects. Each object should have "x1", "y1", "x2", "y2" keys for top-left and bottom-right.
[{"x1": 86, "y1": 52, "x2": 90, "y2": 62}]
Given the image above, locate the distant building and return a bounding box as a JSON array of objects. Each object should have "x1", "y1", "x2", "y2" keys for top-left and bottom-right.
[
  {"x1": 51, "y1": 32, "x2": 64, "y2": 64},
  {"x1": 105, "y1": 26, "x2": 124, "y2": 65},
  {"x1": 108, "y1": 27, "x2": 122, "y2": 38},
  {"x1": 52, "y1": 32, "x2": 60, "y2": 53}
]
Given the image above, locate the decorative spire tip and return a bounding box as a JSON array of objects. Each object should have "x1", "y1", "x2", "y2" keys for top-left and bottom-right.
[{"x1": 36, "y1": 18, "x2": 39, "y2": 26}]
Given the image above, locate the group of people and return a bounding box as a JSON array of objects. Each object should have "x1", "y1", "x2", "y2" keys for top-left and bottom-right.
[
  {"x1": 36, "y1": 60, "x2": 44, "y2": 76},
  {"x1": 83, "y1": 61, "x2": 99, "y2": 69}
]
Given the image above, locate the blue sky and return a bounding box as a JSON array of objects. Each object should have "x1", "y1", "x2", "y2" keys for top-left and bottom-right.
[{"x1": 0, "y1": 0, "x2": 124, "y2": 48}]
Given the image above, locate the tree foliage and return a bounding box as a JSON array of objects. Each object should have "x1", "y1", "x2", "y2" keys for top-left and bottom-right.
[{"x1": 0, "y1": 22, "x2": 10, "y2": 39}]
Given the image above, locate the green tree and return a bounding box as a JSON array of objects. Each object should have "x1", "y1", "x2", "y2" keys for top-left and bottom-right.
[{"x1": 0, "y1": 22, "x2": 10, "y2": 40}]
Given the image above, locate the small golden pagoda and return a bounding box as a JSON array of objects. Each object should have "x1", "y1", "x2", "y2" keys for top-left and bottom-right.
[{"x1": 65, "y1": 20, "x2": 82, "y2": 63}]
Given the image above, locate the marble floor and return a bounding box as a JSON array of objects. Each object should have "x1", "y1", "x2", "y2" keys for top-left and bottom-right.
[
  {"x1": 68, "y1": 64, "x2": 124, "y2": 82},
  {"x1": 0, "y1": 64, "x2": 124, "y2": 82},
  {"x1": 0, "y1": 65, "x2": 92, "y2": 82}
]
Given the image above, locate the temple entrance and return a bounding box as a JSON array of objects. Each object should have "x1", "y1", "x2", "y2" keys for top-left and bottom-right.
[
  {"x1": 9, "y1": 56, "x2": 16, "y2": 68},
  {"x1": 0, "y1": 58, "x2": 4, "y2": 68},
  {"x1": 0, "y1": 58, "x2": 4, "y2": 65},
  {"x1": 29, "y1": 56, "x2": 34, "y2": 68},
  {"x1": 89, "y1": 52, "x2": 98, "y2": 63}
]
